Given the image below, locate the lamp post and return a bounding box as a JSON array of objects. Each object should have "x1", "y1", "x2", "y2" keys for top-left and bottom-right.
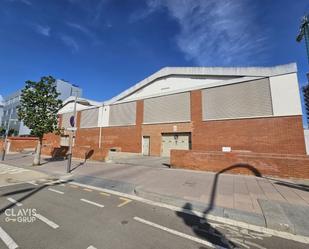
[
  {"x1": 2, "y1": 113, "x2": 18, "y2": 161},
  {"x1": 66, "y1": 92, "x2": 78, "y2": 173}
]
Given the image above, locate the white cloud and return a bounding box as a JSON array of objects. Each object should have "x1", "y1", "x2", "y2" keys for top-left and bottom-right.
[
  {"x1": 33, "y1": 24, "x2": 50, "y2": 37},
  {"x1": 0, "y1": 95, "x2": 3, "y2": 105},
  {"x1": 135, "y1": 0, "x2": 268, "y2": 66},
  {"x1": 60, "y1": 35, "x2": 79, "y2": 52},
  {"x1": 66, "y1": 22, "x2": 96, "y2": 38}
]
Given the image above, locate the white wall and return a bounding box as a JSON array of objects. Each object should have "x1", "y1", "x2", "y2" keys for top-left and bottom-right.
[
  {"x1": 58, "y1": 102, "x2": 94, "y2": 114},
  {"x1": 269, "y1": 73, "x2": 302, "y2": 116},
  {"x1": 123, "y1": 75, "x2": 237, "y2": 101},
  {"x1": 100, "y1": 105, "x2": 110, "y2": 127}
]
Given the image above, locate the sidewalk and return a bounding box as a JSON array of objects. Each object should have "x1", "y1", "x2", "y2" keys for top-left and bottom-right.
[
  {"x1": 3, "y1": 152, "x2": 309, "y2": 236},
  {"x1": 0, "y1": 161, "x2": 50, "y2": 187}
]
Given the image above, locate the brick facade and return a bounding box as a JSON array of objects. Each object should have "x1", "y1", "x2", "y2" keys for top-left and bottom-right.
[
  {"x1": 171, "y1": 150, "x2": 309, "y2": 179},
  {"x1": 142, "y1": 122, "x2": 192, "y2": 156},
  {"x1": 34, "y1": 87, "x2": 308, "y2": 178}
]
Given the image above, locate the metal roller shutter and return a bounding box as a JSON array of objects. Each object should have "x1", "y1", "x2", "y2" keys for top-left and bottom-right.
[
  {"x1": 144, "y1": 92, "x2": 191, "y2": 124},
  {"x1": 109, "y1": 101, "x2": 136, "y2": 126},
  {"x1": 80, "y1": 108, "x2": 99, "y2": 128},
  {"x1": 202, "y1": 78, "x2": 273, "y2": 120}
]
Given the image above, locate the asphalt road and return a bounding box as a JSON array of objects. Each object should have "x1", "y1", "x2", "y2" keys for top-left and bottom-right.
[{"x1": 0, "y1": 180, "x2": 308, "y2": 249}]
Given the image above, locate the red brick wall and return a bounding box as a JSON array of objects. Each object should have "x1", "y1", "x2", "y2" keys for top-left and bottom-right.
[
  {"x1": 171, "y1": 150, "x2": 309, "y2": 179},
  {"x1": 190, "y1": 90, "x2": 306, "y2": 155},
  {"x1": 8, "y1": 137, "x2": 38, "y2": 152},
  {"x1": 142, "y1": 122, "x2": 192, "y2": 156},
  {"x1": 101, "y1": 100, "x2": 143, "y2": 154}
]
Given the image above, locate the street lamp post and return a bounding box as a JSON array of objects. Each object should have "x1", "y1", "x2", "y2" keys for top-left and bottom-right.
[
  {"x1": 1, "y1": 113, "x2": 18, "y2": 161},
  {"x1": 66, "y1": 93, "x2": 78, "y2": 173}
]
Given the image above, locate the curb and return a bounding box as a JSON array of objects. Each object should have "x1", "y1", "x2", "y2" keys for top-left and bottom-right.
[{"x1": 134, "y1": 186, "x2": 303, "y2": 235}]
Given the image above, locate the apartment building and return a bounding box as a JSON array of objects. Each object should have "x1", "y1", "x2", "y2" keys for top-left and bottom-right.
[{"x1": 1, "y1": 79, "x2": 82, "y2": 135}]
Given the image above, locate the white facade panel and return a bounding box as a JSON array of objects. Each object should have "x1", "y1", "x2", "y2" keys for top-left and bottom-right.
[
  {"x1": 269, "y1": 73, "x2": 302, "y2": 116},
  {"x1": 101, "y1": 105, "x2": 110, "y2": 127},
  {"x1": 61, "y1": 112, "x2": 73, "y2": 129},
  {"x1": 123, "y1": 75, "x2": 237, "y2": 102}
]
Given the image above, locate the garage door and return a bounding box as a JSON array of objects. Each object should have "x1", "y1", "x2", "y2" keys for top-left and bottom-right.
[{"x1": 161, "y1": 133, "x2": 190, "y2": 157}]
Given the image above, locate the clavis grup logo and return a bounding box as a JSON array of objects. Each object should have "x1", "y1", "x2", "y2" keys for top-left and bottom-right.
[{"x1": 5, "y1": 208, "x2": 37, "y2": 223}]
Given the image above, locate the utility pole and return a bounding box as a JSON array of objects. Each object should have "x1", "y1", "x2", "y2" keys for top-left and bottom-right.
[
  {"x1": 1, "y1": 112, "x2": 17, "y2": 161},
  {"x1": 66, "y1": 93, "x2": 78, "y2": 173}
]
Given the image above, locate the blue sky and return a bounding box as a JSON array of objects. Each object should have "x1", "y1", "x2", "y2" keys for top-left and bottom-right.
[{"x1": 1, "y1": 0, "x2": 309, "y2": 105}]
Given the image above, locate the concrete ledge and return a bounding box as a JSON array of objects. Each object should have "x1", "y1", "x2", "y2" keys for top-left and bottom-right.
[
  {"x1": 134, "y1": 186, "x2": 266, "y2": 228},
  {"x1": 107, "y1": 151, "x2": 142, "y2": 161}
]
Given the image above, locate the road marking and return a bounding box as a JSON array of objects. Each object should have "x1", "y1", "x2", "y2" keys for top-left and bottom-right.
[
  {"x1": 7, "y1": 198, "x2": 22, "y2": 207},
  {"x1": 68, "y1": 181, "x2": 309, "y2": 244},
  {"x1": 27, "y1": 181, "x2": 38, "y2": 186},
  {"x1": 117, "y1": 197, "x2": 132, "y2": 207},
  {"x1": 48, "y1": 188, "x2": 64, "y2": 195},
  {"x1": 35, "y1": 214, "x2": 59, "y2": 229},
  {"x1": 0, "y1": 226, "x2": 18, "y2": 249},
  {"x1": 83, "y1": 188, "x2": 93, "y2": 192},
  {"x1": 80, "y1": 199, "x2": 104, "y2": 208},
  {"x1": 87, "y1": 246, "x2": 97, "y2": 249},
  {"x1": 70, "y1": 185, "x2": 78, "y2": 188},
  {"x1": 134, "y1": 217, "x2": 226, "y2": 249},
  {"x1": 100, "y1": 192, "x2": 111, "y2": 197}
]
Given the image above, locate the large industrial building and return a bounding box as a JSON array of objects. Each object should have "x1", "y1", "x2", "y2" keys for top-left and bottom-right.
[{"x1": 57, "y1": 63, "x2": 306, "y2": 160}]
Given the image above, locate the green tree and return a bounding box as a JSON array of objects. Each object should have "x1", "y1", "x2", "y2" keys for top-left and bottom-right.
[{"x1": 18, "y1": 76, "x2": 62, "y2": 165}]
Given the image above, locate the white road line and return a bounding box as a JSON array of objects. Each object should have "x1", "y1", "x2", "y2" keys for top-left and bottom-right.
[
  {"x1": 0, "y1": 226, "x2": 18, "y2": 249},
  {"x1": 7, "y1": 198, "x2": 22, "y2": 207},
  {"x1": 134, "y1": 217, "x2": 226, "y2": 249},
  {"x1": 48, "y1": 188, "x2": 64, "y2": 195},
  {"x1": 68, "y1": 182, "x2": 309, "y2": 244},
  {"x1": 86, "y1": 246, "x2": 97, "y2": 249},
  {"x1": 35, "y1": 214, "x2": 59, "y2": 229},
  {"x1": 80, "y1": 199, "x2": 104, "y2": 208},
  {"x1": 27, "y1": 181, "x2": 38, "y2": 186}
]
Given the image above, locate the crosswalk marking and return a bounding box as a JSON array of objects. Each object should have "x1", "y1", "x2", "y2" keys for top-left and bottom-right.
[
  {"x1": 0, "y1": 164, "x2": 29, "y2": 175},
  {"x1": 0, "y1": 226, "x2": 18, "y2": 249},
  {"x1": 35, "y1": 214, "x2": 59, "y2": 229},
  {"x1": 7, "y1": 198, "x2": 22, "y2": 207},
  {"x1": 48, "y1": 188, "x2": 64, "y2": 195}
]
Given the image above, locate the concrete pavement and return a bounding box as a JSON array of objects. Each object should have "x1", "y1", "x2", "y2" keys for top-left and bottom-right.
[
  {"x1": 3, "y1": 152, "x2": 309, "y2": 237},
  {"x1": 0, "y1": 161, "x2": 50, "y2": 187},
  {"x1": 0, "y1": 179, "x2": 308, "y2": 249}
]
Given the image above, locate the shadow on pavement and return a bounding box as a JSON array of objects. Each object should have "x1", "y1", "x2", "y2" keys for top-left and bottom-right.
[
  {"x1": 274, "y1": 181, "x2": 309, "y2": 192},
  {"x1": 176, "y1": 163, "x2": 263, "y2": 248}
]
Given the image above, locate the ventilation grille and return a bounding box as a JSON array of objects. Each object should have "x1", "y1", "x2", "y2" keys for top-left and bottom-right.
[
  {"x1": 202, "y1": 78, "x2": 273, "y2": 120},
  {"x1": 80, "y1": 108, "x2": 99, "y2": 128},
  {"x1": 109, "y1": 101, "x2": 136, "y2": 126},
  {"x1": 144, "y1": 92, "x2": 191, "y2": 123}
]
